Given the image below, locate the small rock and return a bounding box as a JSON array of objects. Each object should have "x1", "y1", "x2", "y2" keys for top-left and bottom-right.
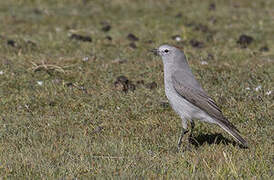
[
  {"x1": 255, "y1": 85, "x2": 261, "y2": 92},
  {"x1": 102, "y1": 25, "x2": 111, "y2": 32},
  {"x1": 0, "y1": 71, "x2": 3, "y2": 75},
  {"x1": 82, "y1": 57, "x2": 89, "y2": 62},
  {"x1": 37, "y1": 81, "x2": 43, "y2": 86},
  {"x1": 245, "y1": 87, "x2": 251, "y2": 90},
  {"x1": 175, "y1": 37, "x2": 182, "y2": 42},
  {"x1": 259, "y1": 45, "x2": 269, "y2": 52},
  {"x1": 70, "y1": 34, "x2": 92, "y2": 42},
  {"x1": 127, "y1": 33, "x2": 139, "y2": 41},
  {"x1": 190, "y1": 39, "x2": 204, "y2": 48},
  {"x1": 266, "y1": 90, "x2": 272, "y2": 96},
  {"x1": 145, "y1": 82, "x2": 157, "y2": 90},
  {"x1": 171, "y1": 35, "x2": 182, "y2": 42},
  {"x1": 129, "y1": 42, "x2": 137, "y2": 49},
  {"x1": 200, "y1": 61, "x2": 208, "y2": 65},
  {"x1": 237, "y1": 34, "x2": 253, "y2": 48}
]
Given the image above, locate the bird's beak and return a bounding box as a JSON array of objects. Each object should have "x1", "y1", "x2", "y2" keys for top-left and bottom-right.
[{"x1": 150, "y1": 49, "x2": 159, "y2": 56}]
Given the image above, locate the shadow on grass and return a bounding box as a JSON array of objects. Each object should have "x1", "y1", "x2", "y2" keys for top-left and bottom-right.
[{"x1": 189, "y1": 133, "x2": 247, "y2": 149}]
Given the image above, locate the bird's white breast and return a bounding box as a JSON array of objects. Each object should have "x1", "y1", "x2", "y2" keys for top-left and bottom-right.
[{"x1": 164, "y1": 76, "x2": 216, "y2": 124}]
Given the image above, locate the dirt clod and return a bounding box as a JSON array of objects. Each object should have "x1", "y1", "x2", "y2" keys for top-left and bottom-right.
[
  {"x1": 70, "y1": 34, "x2": 92, "y2": 42},
  {"x1": 190, "y1": 39, "x2": 204, "y2": 48},
  {"x1": 7, "y1": 40, "x2": 16, "y2": 47},
  {"x1": 209, "y1": 3, "x2": 216, "y2": 11},
  {"x1": 259, "y1": 45, "x2": 269, "y2": 52},
  {"x1": 127, "y1": 33, "x2": 139, "y2": 41},
  {"x1": 114, "y1": 76, "x2": 136, "y2": 93},
  {"x1": 145, "y1": 82, "x2": 157, "y2": 90},
  {"x1": 237, "y1": 34, "x2": 253, "y2": 48},
  {"x1": 102, "y1": 25, "x2": 111, "y2": 32}
]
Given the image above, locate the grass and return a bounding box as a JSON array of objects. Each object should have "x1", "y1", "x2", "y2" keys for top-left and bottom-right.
[{"x1": 0, "y1": 0, "x2": 273, "y2": 178}]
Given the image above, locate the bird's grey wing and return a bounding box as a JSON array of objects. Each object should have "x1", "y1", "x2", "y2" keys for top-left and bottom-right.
[{"x1": 171, "y1": 70, "x2": 239, "y2": 132}]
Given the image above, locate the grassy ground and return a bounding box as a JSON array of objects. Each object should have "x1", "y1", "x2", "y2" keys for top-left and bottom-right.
[{"x1": 0, "y1": 0, "x2": 273, "y2": 178}]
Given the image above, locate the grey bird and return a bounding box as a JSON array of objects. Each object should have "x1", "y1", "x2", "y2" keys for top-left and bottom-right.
[{"x1": 153, "y1": 44, "x2": 248, "y2": 148}]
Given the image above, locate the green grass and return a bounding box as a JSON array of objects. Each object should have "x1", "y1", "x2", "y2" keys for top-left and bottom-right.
[{"x1": 0, "y1": 0, "x2": 273, "y2": 178}]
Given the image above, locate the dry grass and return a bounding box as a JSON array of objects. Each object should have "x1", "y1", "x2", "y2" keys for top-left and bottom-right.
[{"x1": 0, "y1": 0, "x2": 273, "y2": 179}]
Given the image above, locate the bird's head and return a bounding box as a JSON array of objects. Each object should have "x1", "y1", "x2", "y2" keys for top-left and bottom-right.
[{"x1": 152, "y1": 44, "x2": 185, "y2": 66}]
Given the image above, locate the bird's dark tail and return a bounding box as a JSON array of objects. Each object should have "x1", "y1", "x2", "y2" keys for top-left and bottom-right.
[{"x1": 217, "y1": 121, "x2": 248, "y2": 147}]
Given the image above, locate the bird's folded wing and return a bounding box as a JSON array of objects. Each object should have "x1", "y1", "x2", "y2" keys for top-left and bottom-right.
[{"x1": 171, "y1": 71, "x2": 239, "y2": 132}]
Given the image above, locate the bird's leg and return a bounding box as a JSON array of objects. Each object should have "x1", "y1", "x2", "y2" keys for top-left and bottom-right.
[
  {"x1": 177, "y1": 128, "x2": 188, "y2": 150},
  {"x1": 188, "y1": 121, "x2": 195, "y2": 143},
  {"x1": 190, "y1": 121, "x2": 195, "y2": 138},
  {"x1": 178, "y1": 121, "x2": 196, "y2": 152}
]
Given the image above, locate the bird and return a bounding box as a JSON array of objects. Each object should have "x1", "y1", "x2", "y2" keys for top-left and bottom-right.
[{"x1": 153, "y1": 44, "x2": 248, "y2": 148}]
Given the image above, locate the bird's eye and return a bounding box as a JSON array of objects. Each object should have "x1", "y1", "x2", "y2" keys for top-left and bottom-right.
[{"x1": 164, "y1": 49, "x2": 169, "y2": 53}]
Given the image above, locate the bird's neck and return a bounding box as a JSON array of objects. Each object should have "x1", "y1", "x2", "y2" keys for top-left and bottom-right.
[
  {"x1": 163, "y1": 62, "x2": 173, "y2": 80},
  {"x1": 163, "y1": 63, "x2": 175, "y2": 91},
  {"x1": 163, "y1": 57, "x2": 192, "y2": 91}
]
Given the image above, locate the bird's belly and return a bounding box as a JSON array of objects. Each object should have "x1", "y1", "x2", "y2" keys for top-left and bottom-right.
[{"x1": 166, "y1": 87, "x2": 216, "y2": 123}]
